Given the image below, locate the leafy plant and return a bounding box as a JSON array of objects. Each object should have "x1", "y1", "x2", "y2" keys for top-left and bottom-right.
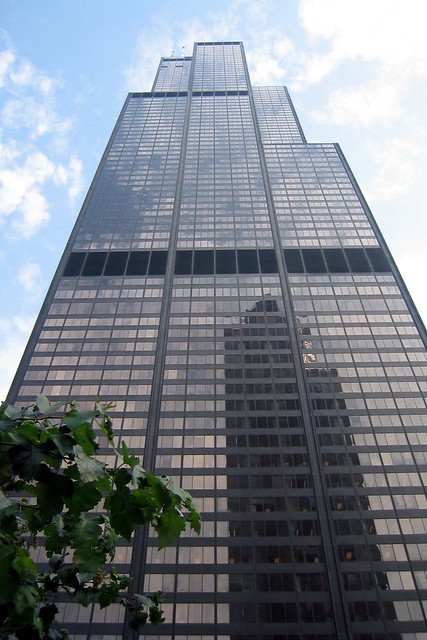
[{"x1": 0, "y1": 394, "x2": 200, "y2": 639}]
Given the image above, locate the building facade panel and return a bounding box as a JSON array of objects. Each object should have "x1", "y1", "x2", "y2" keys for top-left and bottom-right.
[
  {"x1": 74, "y1": 93, "x2": 187, "y2": 252},
  {"x1": 264, "y1": 144, "x2": 378, "y2": 249},
  {"x1": 253, "y1": 86, "x2": 305, "y2": 144},
  {"x1": 178, "y1": 93, "x2": 272, "y2": 249},
  {"x1": 152, "y1": 57, "x2": 192, "y2": 92}
]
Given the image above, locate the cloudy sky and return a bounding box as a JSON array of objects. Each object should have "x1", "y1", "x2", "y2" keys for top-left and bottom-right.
[{"x1": 1, "y1": 0, "x2": 426, "y2": 400}]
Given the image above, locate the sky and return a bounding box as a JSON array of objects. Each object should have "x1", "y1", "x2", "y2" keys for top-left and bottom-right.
[{"x1": 1, "y1": 0, "x2": 426, "y2": 400}]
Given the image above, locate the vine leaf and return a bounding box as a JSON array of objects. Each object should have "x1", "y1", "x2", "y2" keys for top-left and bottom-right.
[
  {"x1": 0, "y1": 397, "x2": 201, "y2": 638},
  {"x1": 73, "y1": 445, "x2": 106, "y2": 482}
]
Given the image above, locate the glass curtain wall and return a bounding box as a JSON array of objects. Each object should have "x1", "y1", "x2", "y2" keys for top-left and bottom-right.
[{"x1": 8, "y1": 42, "x2": 427, "y2": 640}]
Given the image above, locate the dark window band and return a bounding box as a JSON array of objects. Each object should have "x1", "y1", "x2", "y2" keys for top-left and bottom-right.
[
  {"x1": 284, "y1": 247, "x2": 389, "y2": 274},
  {"x1": 63, "y1": 247, "x2": 391, "y2": 278},
  {"x1": 130, "y1": 91, "x2": 188, "y2": 98},
  {"x1": 192, "y1": 90, "x2": 248, "y2": 97}
]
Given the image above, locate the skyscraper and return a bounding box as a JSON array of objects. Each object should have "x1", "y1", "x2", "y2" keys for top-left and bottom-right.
[{"x1": 8, "y1": 41, "x2": 427, "y2": 640}]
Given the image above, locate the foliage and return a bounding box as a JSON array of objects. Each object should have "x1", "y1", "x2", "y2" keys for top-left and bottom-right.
[{"x1": 0, "y1": 394, "x2": 200, "y2": 639}]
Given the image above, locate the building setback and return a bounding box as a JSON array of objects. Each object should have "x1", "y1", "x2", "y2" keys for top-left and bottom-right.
[{"x1": 8, "y1": 42, "x2": 427, "y2": 640}]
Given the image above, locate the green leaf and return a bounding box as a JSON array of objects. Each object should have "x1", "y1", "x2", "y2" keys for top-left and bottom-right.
[
  {"x1": 8, "y1": 442, "x2": 46, "y2": 480},
  {"x1": 34, "y1": 465, "x2": 73, "y2": 525},
  {"x1": 35, "y1": 393, "x2": 51, "y2": 414},
  {"x1": 109, "y1": 568, "x2": 129, "y2": 589},
  {"x1": 77, "y1": 590, "x2": 94, "y2": 607},
  {"x1": 113, "y1": 467, "x2": 132, "y2": 490},
  {"x1": 106, "y1": 484, "x2": 159, "y2": 539},
  {"x1": 71, "y1": 516, "x2": 105, "y2": 572},
  {"x1": 121, "y1": 441, "x2": 140, "y2": 469},
  {"x1": 13, "y1": 420, "x2": 40, "y2": 443},
  {"x1": 12, "y1": 547, "x2": 37, "y2": 577},
  {"x1": 0, "y1": 395, "x2": 200, "y2": 638},
  {"x1": 0, "y1": 416, "x2": 15, "y2": 431},
  {"x1": 72, "y1": 423, "x2": 97, "y2": 455},
  {"x1": 44, "y1": 519, "x2": 66, "y2": 557},
  {"x1": 48, "y1": 554, "x2": 62, "y2": 571},
  {"x1": 14, "y1": 584, "x2": 39, "y2": 614},
  {"x1": 104, "y1": 489, "x2": 134, "y2": 540},
  {"x1": 146, "y1": 473, "x2": 169, "y2": 505},
  {"x1": 63, "y1": 407, "x2": 99, "y2": 429},
  {"x1": 0, "y1": 542, "x2": 20, "y2": 604},
  {"x1": 0, "y1": 488, "x2": 12, "y2": 511},
  {"x1": 4, "y1": 404, "x2": 26, "y2": 420},
  {"x1": 55, "y1": 562, "x2": 78, "y2": 586},
  {"x1": 187, "y1": 508, "x2": 201, "y2": 535},
  {"x1": 129, "y1": 610, "x2": 148, "y2": 630},
  {"x1": 163, "y1": 476, "x2": 192, "y2": 504},
  {"x1": 73, "y1": 445, "x2": 106, "y2": 482},
  {"x1": 95, "y1": 400, "x2": 115, "y2": 415},
  {"x1": 149, "y1": 604, "x2": 165, "y2": 625},
  {"x1": 131, "y1": 463, "x2": 145, "y2": 486},
  {"x1": 162, "y1": 476, "x2": 201, "y2": 532},
  {"x1": 156, "y1": 504, "x2": 186, "y2": 549},
  {"x1": 98, "y1": 585, "x2": 119, "y2": 609},
  {"x1": 71, "y1": 514, "x2": 102, "y2": 545},
  {"x1": 133, "y1": 593, "x2": 154, "y2": 607},
  {"x1": 73, "y1": 543, "x2": 106, "y2": 573},
  {"x1": 63, "y1": 462, "x2": 79, "y2": 480},
  {"x1": 75, "y1": 571, "x2": 94, "y2": 586},
  {"x1": 51, "y1": 433, "x2": 75, "y2": 456},
  {"x1": 101, "y1": 516, "x2": 118, "y2": 559},
  {"x1": 39, "y1": 603, "x2": 58, "y2": 629},
  {"x1": 99, "y1": 415, "x2": 114, "y2": 446},
  {"x1": 35, "y1": 394, "x2": 66, "y2": 417},
  {"x1": 64, "y1": 481, "x2": 101, "y2": 517}
]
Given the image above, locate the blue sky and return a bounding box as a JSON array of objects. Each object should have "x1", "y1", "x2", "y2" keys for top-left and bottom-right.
[{"x1": 1, "y1": 0, "x2": 426, "y2": 399}]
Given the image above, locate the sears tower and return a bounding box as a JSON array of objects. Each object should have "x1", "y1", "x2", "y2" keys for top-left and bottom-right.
[{"x1": 8, "y1": 42, "x2": 427, "y2": 640}]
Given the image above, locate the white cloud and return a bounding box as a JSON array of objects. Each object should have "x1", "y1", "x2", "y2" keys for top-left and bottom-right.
[
  {"x1": 0, "y1": 315, "x2": 35, "y2": 402},
  {"x1": 289, "y1": 0, "x2": 427, "y2": 253},
  {"x1": 312, "y1": 77, "x2": 403, "y2": 127},
  {"x1": 2, "y1": 97, "x2": 73, "y2": 139},
  {"x1": 298, "y1": 0, "x2": 427, "y2": 74},
  {"x1": 19, "y1": 189, "x2": 51, "y2": 237},
  {"x1": 0, "y1": 141, "x2": 83, "y2": 239},
  {"x1": 0, "y1": 151, "x2": 54, "y2": 237},
  {"x1": 54, "y1": 156, "x2": 84, "y2": 204},
  {"x1": 248, "y1": 51, "x2": 285, "y2": 85},
  {"x1": 17, "y1": 262, "x2": 42, "y2": 294},
  {"x1": 124, "y1": 27, "x2": 174, "y2": 91},
  {"x1": 0, "y1": 47, "x2": 84, "y2": 238},
  {"x1": 366, "y1": 132, "x2": 424, "y2": 202},
  {"x1": 393, "y1": 250, "x2": 427, "y2": 328},
  {"x1": 4, "y1": 55, "x2": 57, "y2": 93},
  {"x1": 290, "y1": 51, "x2": 338, "y2": 91},
  {"x1": 293, "y1": 0, "x2": 427, "y2": 116},
  {"x1": 123, "y1": 4, "x2": 296, "y2": 93},
  {"x1": 0, "y1": 139, "x2": 20, "y2": 164},
  {"x1": 246, "y1": 35, "x2": 295, "y2": 85},
  {"x1": 0, "y1": 49, "x2": 15, "y2": 87}
]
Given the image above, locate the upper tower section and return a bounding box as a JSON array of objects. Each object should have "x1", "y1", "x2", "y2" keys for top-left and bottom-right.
[
  {"x1": 152, "y1": 42, "x2": 248, "y2": 93},
  {"x1": 150, "y1": 42, "x2": 305, "y2": 143},
  {"x1": 152, "y1": 57, "x2": 192, "y2": 92},
  {"x1": 192, "y1": 41, "x2": 247, "y2": 92}
]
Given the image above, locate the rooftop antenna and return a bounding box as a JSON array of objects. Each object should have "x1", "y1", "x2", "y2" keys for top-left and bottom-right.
[
  {"x1": 170, "y1": 50, "x2": 175, "y2": 58},
  {"x1": 180, "y1": 46, "x2": 185, "y2": 57}
]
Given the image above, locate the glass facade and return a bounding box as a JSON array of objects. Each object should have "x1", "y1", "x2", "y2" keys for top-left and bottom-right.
[{"x1": 8, "y1": 42, "x2": 427, "y2": 640}]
